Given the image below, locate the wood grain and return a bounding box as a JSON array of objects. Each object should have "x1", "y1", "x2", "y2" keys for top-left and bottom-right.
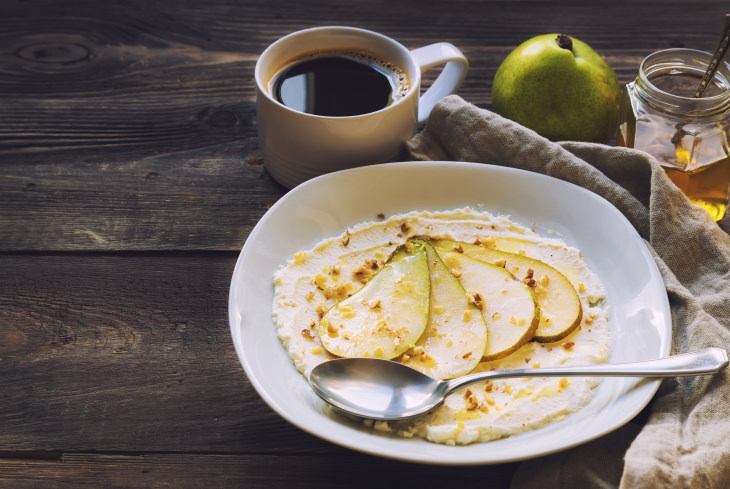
[
  {"x1": 0, "y1": 453, "x2": 517, "y2": 489},
  {"x1": 1, "y1": 0, "x2": 729, "y2": 487},
  {"x1": 0, "y1": 253, "x2": 327, "y2": 452}
]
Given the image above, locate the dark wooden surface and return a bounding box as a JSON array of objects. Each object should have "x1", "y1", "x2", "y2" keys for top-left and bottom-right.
[{"x1": 2, "y1": 1, "x2": 729, "y2": 487}]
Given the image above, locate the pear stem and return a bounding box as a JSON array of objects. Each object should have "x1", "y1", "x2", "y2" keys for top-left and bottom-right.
[{"x1": 556, "y1": 34, "x2": 573, "y2": 51}]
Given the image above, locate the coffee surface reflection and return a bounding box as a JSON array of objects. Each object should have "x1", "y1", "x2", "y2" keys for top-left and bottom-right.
[{"x1": 273, "y1": 51, "x2": 409, "y2": 116}]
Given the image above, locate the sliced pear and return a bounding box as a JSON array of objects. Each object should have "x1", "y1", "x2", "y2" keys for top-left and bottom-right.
[
  {"x1": 436, "y1": 249, "x2": 539, "y2": 361},
  {"x1": 432, "y1": 239, "x2": 582, "y2": 343},
  {"x1": 400, "y1": 241, "x2": 488, "y2": 379},
  {"x1": 318, "y1": 241, "x2": 430, "y2": 359},
  {"x1": 477, "y1": 236, "x2": 583, "y2": 288}
]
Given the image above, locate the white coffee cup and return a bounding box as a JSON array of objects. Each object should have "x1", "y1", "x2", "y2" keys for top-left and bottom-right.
[{"x1": 255, "y1": 26, "x2": 469, "y2": 188}]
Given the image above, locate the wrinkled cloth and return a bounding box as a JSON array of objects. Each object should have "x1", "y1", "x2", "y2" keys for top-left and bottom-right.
[{"x1": 407, "y1": 95, "x2": 730, "y2": 489}]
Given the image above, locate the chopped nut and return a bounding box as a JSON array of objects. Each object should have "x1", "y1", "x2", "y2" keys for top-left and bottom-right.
[
  {"x1": 341, "y1": 232, "x2": 351, "y2": 247},
  {"x1": 377, "y1": 213, "x2": 385, "y2": 220},
  {"x1": 353, "y1": 259, "x2": 380, "y2": 284},
  {"x1": 463, "y1": 389, "x2": 480, "y2": 411},
  {"x1": 452, "y1": 244, "x2": 464, "y2": 253},
  {"x1": 462, "y1": 351, "x2": 472, "y2": 359},
  {"x1": 480, "y1": 236, "x2": 496, "y2": 248},
  {"x1": 562, "y1": 341, "x2": 576, "y2": 350},
  {"x1": 467, "y1": 291, "x2": 484, "y2": 311},
  {"x1": 400, "y1": 222, "x2": 411, "y2": 234},
  {"x1": 301, "y1": 329, "x2": 315, "y2": 341},
  {"x1": 522, "y1": 268, "x2": 537, "y2": 287},
  {"x1": 313, "y1": 274, "x2": 328, "y2": 290},
  {"x1": 324, "y1": 321, "x2": 339, "y2": 337}
]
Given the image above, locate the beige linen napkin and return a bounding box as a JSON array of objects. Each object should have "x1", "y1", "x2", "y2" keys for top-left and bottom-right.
[{"x1": 407, "y1": 95, "x2": 730, "y2": 489}]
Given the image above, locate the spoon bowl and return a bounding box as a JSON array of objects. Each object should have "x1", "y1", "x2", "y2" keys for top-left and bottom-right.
[{"x1": 309, "y1": 347, "x2": 728, "y2": 420}]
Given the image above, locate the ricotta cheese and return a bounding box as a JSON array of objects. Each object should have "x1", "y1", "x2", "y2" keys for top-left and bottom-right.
[{"x1": 272, "y1": 207, "x2": 610, "y2": 445}]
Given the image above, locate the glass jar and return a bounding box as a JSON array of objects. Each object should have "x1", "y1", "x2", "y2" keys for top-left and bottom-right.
[{"x1": 617, "y1": 48, "x2": 730, "y2": 221}]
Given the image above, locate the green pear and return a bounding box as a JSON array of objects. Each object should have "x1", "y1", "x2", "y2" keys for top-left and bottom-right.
[
  {"x1": 318, "y1": 241, "x2": 430, "y2": 359},
  {"x1": 491, "y1": 33, "x2": 621, "y2": 143}
]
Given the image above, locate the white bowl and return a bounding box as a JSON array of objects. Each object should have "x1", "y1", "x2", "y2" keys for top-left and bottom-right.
[{"x1": 228, "y1": 161, "x2": 671, "y2": 465}]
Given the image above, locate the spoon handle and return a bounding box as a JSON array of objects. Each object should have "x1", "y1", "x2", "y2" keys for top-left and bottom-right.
[
  {"x1": 445, "y1": 347, "x2": 728, "y2": 394},
  {"x1": 695, "y1": 14, "x2": 730, "y2": 98}
]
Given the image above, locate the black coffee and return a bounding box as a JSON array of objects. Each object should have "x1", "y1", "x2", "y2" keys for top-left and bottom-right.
[{"x1": 272, "y1": 50, "x2": 408, "y2": 116}]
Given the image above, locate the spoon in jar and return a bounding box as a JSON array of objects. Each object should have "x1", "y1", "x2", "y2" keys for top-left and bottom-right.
[
  {"x1": 694, "y1": 14, "x2": 730, "y2": 98},
  {"x1": 673, "y1": 14, "x2": 730, "y2": 145},
  {"x1": 308, "y1": 347, "x2": 728, "y2": 420}
]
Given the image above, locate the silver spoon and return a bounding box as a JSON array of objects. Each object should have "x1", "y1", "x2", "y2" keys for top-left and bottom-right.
[{"x1": 309, "y1": 347, "x2": 728, "y2": 420}]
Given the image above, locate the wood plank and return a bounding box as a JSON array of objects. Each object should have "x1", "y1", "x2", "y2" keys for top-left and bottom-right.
[
  {"x1": 2, "y1": 0, "x2": 729, "y2": 251},
  {"x1": 0, "y1": 156, "x2": 284, "y2": 252},
  {"x1": 0, "y1": 453, "x2": 518, "y2": 489},
  {"x1": 0, "y1": 253, "x2": 336, "y2": 453}
]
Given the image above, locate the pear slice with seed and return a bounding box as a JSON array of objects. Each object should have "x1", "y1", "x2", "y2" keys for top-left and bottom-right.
[
  {"x1": 432, "y1": 239, "x2": 582, "y2": 343},
  {"x1": 318, "y1": 241, "x2": 430, "y2": 359},
  {"x1": 400, "y1": 240, "x2": 488, "y2": 379},
  {"x1": 435, "y1": 248, "x2": 539, "y2": 361}
]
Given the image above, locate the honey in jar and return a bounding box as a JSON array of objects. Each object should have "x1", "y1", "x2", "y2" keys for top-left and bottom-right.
[{"x1": 617, "y1": 48, "x2": 730, "y2": 221}]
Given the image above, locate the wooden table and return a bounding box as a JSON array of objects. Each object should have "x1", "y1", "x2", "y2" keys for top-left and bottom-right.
[{"x1": 2, "y1": 1, "x2": 728, "y2": 487}]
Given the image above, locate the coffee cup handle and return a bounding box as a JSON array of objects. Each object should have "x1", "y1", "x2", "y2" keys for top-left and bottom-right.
[{"x1": 410, "y1": 43, "x2": 469, "y2": 123}]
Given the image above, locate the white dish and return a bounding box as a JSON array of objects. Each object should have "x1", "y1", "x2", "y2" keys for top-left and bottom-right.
[{"x1": 228, "y1": 161, "x2": 671, "y2": 465}]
